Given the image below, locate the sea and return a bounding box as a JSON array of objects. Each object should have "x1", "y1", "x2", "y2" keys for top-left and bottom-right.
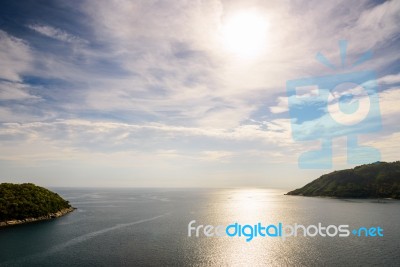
[{"x1": 0, "y1": 188, "x2": 399, "y2": 266}]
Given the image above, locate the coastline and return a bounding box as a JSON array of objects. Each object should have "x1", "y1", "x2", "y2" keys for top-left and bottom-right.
[
  {"x1": 0, "y1": 207, "x2": 76, "y2": 227},
  {"x1": 284, "y1": 194, "x2": 399, "y2": 200}
]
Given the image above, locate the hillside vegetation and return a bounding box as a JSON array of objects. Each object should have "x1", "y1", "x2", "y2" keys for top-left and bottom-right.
[
  {"x1": 287, "y1": 161, "x2": 400, "y2": 199},
  {"x1": 0, "y1": 183, "x2": 71, "y2": 221}
]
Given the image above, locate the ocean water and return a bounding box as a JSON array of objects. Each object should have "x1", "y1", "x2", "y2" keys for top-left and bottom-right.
[{"x1": 0, "y1": 188, "x2": 399, "y2": 266}]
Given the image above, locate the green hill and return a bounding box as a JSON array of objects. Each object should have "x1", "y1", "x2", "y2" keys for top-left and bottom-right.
[
  {"x1": 0, "y1": 183, "x2": 72, "y2": 222},
  {"x1": 286, "y1": 161, "x2": 400, "y2": 199}
]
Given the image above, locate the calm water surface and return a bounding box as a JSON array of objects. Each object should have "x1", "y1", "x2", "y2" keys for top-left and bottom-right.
[{"x1": 0, "y1": 188, "x2": 399, "y2": 266}]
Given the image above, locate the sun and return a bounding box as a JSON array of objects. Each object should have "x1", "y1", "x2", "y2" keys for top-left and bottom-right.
[{"x1": 221, "y1": 11, "x2": 269, "y2": 59}]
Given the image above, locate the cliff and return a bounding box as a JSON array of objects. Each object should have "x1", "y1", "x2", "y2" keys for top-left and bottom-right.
[
  {"x1": 0, "y1": 183, "x2": 75, "y2": 227},
  {"x1": 286, "y1": 161, "x2": 400, "y2": 199}
]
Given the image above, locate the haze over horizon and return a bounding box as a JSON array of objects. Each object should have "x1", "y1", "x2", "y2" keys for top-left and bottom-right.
[{"x1": 0, "y1": 0, "x2": 399, "y2": 188}]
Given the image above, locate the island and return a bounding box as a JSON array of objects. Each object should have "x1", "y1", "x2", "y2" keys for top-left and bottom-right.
[
  {"x1": 0, "y1": 183, "x2": 75, "y2": 227},
  {"x1": 286, "y1": 161, "x2": 400, "y2": 199}
]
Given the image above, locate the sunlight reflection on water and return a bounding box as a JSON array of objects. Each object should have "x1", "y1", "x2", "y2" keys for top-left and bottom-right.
[{"x1": 187, "y1": 188, "x2": 399, "y2": 266}]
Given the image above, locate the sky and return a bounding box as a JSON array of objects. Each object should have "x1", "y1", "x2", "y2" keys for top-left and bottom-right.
[{"x1": 0, "y1": 0, "x2": 399, "y2": 188}]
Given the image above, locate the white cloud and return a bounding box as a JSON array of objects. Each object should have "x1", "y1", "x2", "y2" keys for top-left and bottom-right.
[
  {"x1": 0, "y1": 30, "x2": 32, "y2": 82},
  {"x1": 0, "y1": 117, "x2": 298, "y2": 155},
  {"x1": 378, "y1": 73, "x2": 400, "y2": 85},
  {"x1": 378, "y1": 87, "x2": 400, "y2": 135},
  {"x1": 11, "y1": 0, "x2": 398, "y2": 130},
  {"x1": 352, "y1": 0, "x2": 400, "y2": 50},
  {"x1": 1, "y1": 1, "x2": 399, "y2": 186},
  {"x1": 28, "y1": 24, "x2": 87, "y2": 44},
  {"x1": 0, "y1": 81, "x2": 40, "y2": 100},
  {"x1": 364, "y1": 132, "x2": 400, "y2": 162},
  {"x1": 270, "y1": 96, "x2": 288, "y2": 114},
  {"x1": 200, "y1": 150, "x2": 235, "y2": 162}
]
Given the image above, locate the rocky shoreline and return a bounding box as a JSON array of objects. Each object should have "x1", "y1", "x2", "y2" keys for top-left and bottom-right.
[{"x1": 0, "y1": 207, "x2": 76, "y2": 227}]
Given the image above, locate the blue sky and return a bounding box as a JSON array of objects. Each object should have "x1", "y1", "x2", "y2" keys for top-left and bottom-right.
[{"x1": 0, "y1": 0, "x2": 399, "y2": 187}]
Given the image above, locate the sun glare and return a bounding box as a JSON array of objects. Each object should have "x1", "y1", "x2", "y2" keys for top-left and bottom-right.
[{"x1": 221, "y1": 11, "x2": 269, "y2": 59}]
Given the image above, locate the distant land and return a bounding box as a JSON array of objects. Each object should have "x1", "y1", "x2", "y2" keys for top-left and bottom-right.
[
  {"x1": 287, "y1": 161, "x2": 400, "y2": 199},
  {"x1": 0, "y1": 183, "x2": 74, "y2": 227}
]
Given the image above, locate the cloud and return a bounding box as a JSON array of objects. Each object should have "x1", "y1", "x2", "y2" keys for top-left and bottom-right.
[
  {"x1": 0, "y1": 0, "x2": 399, "y2": 185},
  {"x1": 378, "y1": 87, "x2": 400, "y2": 134},
  {"x1": 270, "y1": 96, "x2": 289, "y2": 114},
  {"x1": 14, "y1": 1, "x2": 397, "y2": 126},
  {"x1": 0, "y1": 81, "x2": 40, "y2": 100},
  {"x1": 0, "y1": 117, "x2": 300, "y2": 157},
  {"x1": 352, "y1": 0, "x2": 400, "y2": 50},
  {"x1": 0, "y1": 30, "x2": 32, "y2": 82},
  {"x1": 200, "y1": 150, "x2": 235, "y2": 162},
  {"x1": 378, "y1": 73, "x2": 400, "y2": 85},
  {"x1": 364, "y1": 132, "x2": 400, "y2": 162},
  {"x1": 28, "y1": 24, "x2": 87, "y2": 44}
]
